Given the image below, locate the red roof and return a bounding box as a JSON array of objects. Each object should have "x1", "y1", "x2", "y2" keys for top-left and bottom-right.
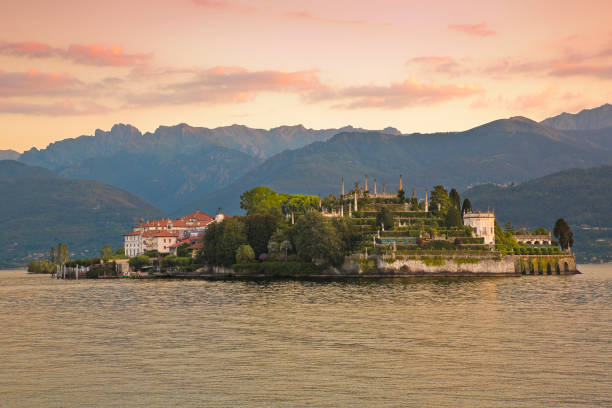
[
  {"x1": 142, "y1": 230, "x2": 179, "y2": 238},
  {"x1": 180, "y1": 210, "x2": 214, "y2": 223},
  {"x1": 123, "y1": 231, "x2": 141, "y2": 236}
]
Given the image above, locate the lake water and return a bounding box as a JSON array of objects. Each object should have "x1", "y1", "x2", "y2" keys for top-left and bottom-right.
[{"x1": 1, "y1": 265, "x2": 611, "y2": 407}]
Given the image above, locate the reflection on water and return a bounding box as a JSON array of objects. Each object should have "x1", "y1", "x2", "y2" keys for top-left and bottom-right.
[{"x1": 1, "y1": 265, "x2": 611, "y2": 407}]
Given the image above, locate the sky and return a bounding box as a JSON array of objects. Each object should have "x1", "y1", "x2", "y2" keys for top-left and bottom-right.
[{"x1": 1, "y1": 0, "x2": 611, "y2": 152}]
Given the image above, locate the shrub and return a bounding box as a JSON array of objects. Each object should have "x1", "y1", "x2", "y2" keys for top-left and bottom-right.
[
  {"x1": 454, "y1": 238, "x2": 462, "y2": 245},
  {"x1": 236, "y1": 244, "x2": 255, "y2": 264}
]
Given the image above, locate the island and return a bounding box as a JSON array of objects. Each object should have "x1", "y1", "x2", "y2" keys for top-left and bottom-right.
[{"x1": 32, "y1": 177, "x2": 579, "y2": 279}]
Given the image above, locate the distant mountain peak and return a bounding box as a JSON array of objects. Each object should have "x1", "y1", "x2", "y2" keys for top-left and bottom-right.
[{"x1": 541, "y1": 103, "x2": 612, "y2": 130}]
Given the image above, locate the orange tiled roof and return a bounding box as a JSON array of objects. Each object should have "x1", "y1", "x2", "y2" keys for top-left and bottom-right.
[
  {"x1": 142, "y1": 230, "x2": 179, "y2": 238},
  {"x1": 180, "y1": 210, "x2": 214, "y2": 223}
]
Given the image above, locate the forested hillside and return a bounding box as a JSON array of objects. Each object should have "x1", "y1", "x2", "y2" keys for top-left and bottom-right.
[{"x1": 0, "y1": 161, "x2": 164, "y2": 267}]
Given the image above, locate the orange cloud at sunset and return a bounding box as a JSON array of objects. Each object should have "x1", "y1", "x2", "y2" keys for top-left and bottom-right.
[
  {"x1": 0, "y1": 41, "x2": 152, "y2": 67},
  {"x1": 448, "y1": 23, "x2": 496, "y2": 37}
]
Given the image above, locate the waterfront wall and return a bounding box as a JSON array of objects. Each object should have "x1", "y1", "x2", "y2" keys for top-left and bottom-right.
[
  {"x1": 514, "y1": 254, "x2": 578, "y2": 275},
  {"x1": 342, "y1": 255, "x2": 518, "y2": 277}
]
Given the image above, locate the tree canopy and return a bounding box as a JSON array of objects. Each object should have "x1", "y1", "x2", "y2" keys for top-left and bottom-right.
[
  {"x1": 553, "y1": 218, "x2": 574, "y2": 251},
  {"x1": 430, "y1": 185, "x2": 451, "y2": 214},
  {"x1": 376, "y1": 206, "x2": 394, "y2": 230},
  {"x1": 293, "y1": 211, "x2": 343, "y2": 266}
]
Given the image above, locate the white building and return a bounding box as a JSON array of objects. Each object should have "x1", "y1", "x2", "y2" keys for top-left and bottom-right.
[
  {"x1": 124, "y1": 210, "x2": 219, "y2": 257},
  {"x1": 124, "y1": 231, "x2": 143, "y2": 257},
  {"x1": 463, "y1": 210, "x2": 496, "y2": 246}
]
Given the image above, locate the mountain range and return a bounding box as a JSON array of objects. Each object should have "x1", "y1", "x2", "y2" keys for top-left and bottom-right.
[
  {"x1": 14, "y1": 103, "x2": 612, "y2": 216},
  {"x1": 184, "y1": 115, "x2": 612, "y2": 215},
  {"x1": 541, "y1": 103, "x2": 612, "y2": 130},
  {"x1": 0, "y1": 150, "x2": 20, "y2": 160},
  {"x1": 18, "y1": 123, "x2": 399, "y2": 212},
  {"x1": 0, "y1": 160, "x2": 163, "y2": 267},
  {"x1": 3, "y1": 103, "x2": 612, "y2": 265}
]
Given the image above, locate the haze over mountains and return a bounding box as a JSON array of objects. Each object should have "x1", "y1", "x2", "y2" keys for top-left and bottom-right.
[
  {"x1": 187, "y1": 114, "x2": 612, "y2": 214},
  {"x1": 19, "y1": 123, "x2": 399, "y2": 212},
  {"x1": 0, "y1": 160, "x2": 163, "y2": 267},
  {"x1": 10, "y1": 103, "x2": 612, "y2": 215}
]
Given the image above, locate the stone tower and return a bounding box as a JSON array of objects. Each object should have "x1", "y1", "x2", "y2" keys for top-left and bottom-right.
[
  {"x1": 354, "y1": 192, "x2": 358, "y2": 212},
  {"x1": 364, "y1": 175, "x2": 368, "y2": 192},
  {"x1": 425, "y1": 191, "x2": 429, "y2": 212},
  {"x1": 399, "y1": 175, "x2": 403, "y2": 192},
  {"x1": 341, "y1": 178, "x2": 345, "y2": 197},
  {"x1": 374, "y1": 179, "x2": 377, "y2": 196}
]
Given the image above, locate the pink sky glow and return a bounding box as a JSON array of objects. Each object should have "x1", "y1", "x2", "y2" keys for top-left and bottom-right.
[{"x1": 1, "y1": 0, "x2": 611, "y2": 151}]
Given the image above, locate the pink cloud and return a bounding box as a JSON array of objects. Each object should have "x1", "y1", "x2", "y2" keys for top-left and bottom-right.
[
  {"x1": 125, "y1": 66, "x2": 325, "y2": 107},
  {"x1": 191, "y1": 0, "x2": 257, "y2": 13},
  {"x1": 512, "y1": 86, "x2": 558, "y2": 110},
  {"x1": 192, "y1": 0, "x2": 230, "y2": 8},
  {"x1": 406, "y1": 56, "x2": 468, "y2": 76},
  {"x1": 312, "y1": 78, "x2": 482, "y2": 109},
  {"x1": 0, "y1": 70, "x2": 84, "y2": 97},
  {"x1": 65, "y1": 44, "x2": 152, "y2": 67},
  {"x1": 449, "y1": 23, "x2": 496, "y2": 37},
  {"x1": 549, "y1": 62, "x2": 612, "y2": 79},
  {"x1": 0, "y1": 41, "x2": 55, "y2": 57},
  {"x1": 0, "y1": 99, "x2": 111, "y2": 116},
  {"x1": 284, "y1": 10, "x2": 387, "y2": 27},
  {"x1": 0, "y1": 40, "x2": 153, "y2": 67}
]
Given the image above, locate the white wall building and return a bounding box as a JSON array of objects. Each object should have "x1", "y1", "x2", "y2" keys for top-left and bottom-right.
[
  {"x1": 124, "y1": 231, "x2": 143, "y2": 257},
  {"x1": 463, "y1": 210, "x2": 496, "y2": 246}
]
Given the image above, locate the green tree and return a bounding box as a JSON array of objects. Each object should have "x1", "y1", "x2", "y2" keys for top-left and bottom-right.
[
  {"x1": 322, "y1": 194, "x2": 338, "y2": 213},
  {"x1": 240, "y1": 186, "x2": 283, "y2": 215},
  {"x1": 504, "y1": 221, "x2": 515, "y2": 233},
  {"x1": 533, "y1": 227, "x2": 547, "y2": 235},
  {"x1": 176, "y1": 244, "x2": 190, "y2": 257},
  {"x1": 281, "y1": 195, "x2": 320, "y2": 224},
  {"x1": 279, "y1": 240, "x2": 292, "y2": 261},
  {"x1": 396, "y1": 189, "x2": 405, "y2": 203},
  {"x1": 236, "y1": 244, "x2": 255, "y2": 264},
  {"x1": 50, "y1": 247, "x2": 55, "y2": 263},
  {"x1": 129, "y1": 255, "x2": 150, "y2": 271},
  {"x1": 293, "y1": 211, "x2": 343, "y2": 266},
  {"x1": 449, "y1": 188, "x2": 461, "y2": 210},
  {"x1": 331, "y1": 217, "x2": 360, "y2": 255},
  {"x1": 56, "y1": 243, "x2": 69, "y2": 264},
  {"x1": 376, "y1": 206, "x2": 394, "y2": 230},
  {"x1": 461, "y1": 198, "x2": 472, "y2": 214},
  {"x1": 444, "y1": 206, "x2": 462, "y2": 228},
  {"x1": 100, "y1": 245, "x2": 113, "y2": 260},
  {"x1": 430, "y1": 185, "x2": 451, "y2": 214},
  {"x1": 200, "y1": 218, "x2": 247, "y2": 266},
  {"x1": 244, "y1": 213, "x2": 281, "y2": 257},
  {"x1": 553, "y1": 218, "x2": 574, "y2": 251},
  {"x1": 494, "y1": 220, "x2": 518, "y2": 249}
]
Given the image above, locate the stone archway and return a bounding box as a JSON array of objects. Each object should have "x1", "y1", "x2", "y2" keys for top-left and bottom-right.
[
  {"x1": 546, "y1": 263, "x2": 552, "y2": 275},
  {"x1": 537, "y1": 261, "x2": 543, "y2": 275},
  {"x1": 564, "y1": 262, "x2": 570, "y2": 273},
  {"x1": 555, "y1": 263, "x2": 561, "y2": 275},
  {"x1": 529, "y1": 261, "x2": 535, "y2": 275}
]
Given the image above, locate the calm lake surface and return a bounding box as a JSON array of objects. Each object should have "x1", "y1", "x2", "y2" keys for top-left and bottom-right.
[{"x1": 1, "y1": 265, "x2": 611, "y2": 407}]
